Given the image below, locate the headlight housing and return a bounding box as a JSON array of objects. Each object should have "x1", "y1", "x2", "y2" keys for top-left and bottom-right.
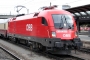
[
  {"x1": 75, "y1": 31, "x2": 78, "y2": 37},
  {"x1": 52, "y1": 32, "x2": 56, "y2": 37}
]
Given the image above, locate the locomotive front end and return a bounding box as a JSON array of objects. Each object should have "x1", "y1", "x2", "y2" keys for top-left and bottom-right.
[{"x1": 48, "y1": 14, "x2": 83, "y2": 54}]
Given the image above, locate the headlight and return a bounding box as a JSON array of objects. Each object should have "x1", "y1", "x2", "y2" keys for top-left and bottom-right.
[
  {"x1": 75, "y1": 31, "x2": 78, "y2": 37},
  {"x1": 52, "y1": 32, "x2": 56, "y2": 37}
]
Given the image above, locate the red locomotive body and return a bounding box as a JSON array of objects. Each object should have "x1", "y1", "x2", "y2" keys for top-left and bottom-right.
[{"x1": 7, "y1": 6, "x2": 82, "y2": 54}]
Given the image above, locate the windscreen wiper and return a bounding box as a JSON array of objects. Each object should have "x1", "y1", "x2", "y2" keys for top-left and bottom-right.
[
  {"x1": 59, "y1": 16, "x2": 63, "y2": 29},
  {"x1": 63, "y1": 15, "x2": 72, "y2": 29},
  {"x1": 59, "y1": 23, "x2": 63, "y2": 29}
]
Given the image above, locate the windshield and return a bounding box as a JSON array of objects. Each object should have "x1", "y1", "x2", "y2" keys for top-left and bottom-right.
[{"x1": 52, "y1": 14, "x2": 74, "y2": 29}]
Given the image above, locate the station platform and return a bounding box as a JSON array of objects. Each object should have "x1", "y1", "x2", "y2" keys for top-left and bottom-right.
[
  {"x1": 79, "y1": 35, "x2": 90, "y2": 42},
  {"x1": 79, "y1": 31, "x2": 89, "y2": 35}
]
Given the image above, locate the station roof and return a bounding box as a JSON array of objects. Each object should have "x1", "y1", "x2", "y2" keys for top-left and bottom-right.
[{"x1": 65, "y1": 4, "x2": 90, "y2": 20}]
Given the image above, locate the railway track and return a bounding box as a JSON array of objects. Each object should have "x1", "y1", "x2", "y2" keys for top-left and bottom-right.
[
  {"x1": 0, "y1": 46, "x2": 20, "y2": 60},
  {"x1": 70, "y1": 48, "x2": 90, "y2": 60},
  {"x1": 12, "y1": 43, "x2": 84, "y2": 60},
  {"x1": 0, "y1": 38, "x2": 88, "y2": 60},
  {"x1": 79, "y1": 41, "x2": 90, "y2": 53},
  {"x1": 79, "y1": 47, "x2": 90, "y2": 53},
  {"x1": 67, "y1": 41, "x2": 90, "y2": 60},
  {"x1": 39, "y1": 52, "x2": 84, "y2": 60},
  {"x1": 0, "y1": 38, "x2": 54, "y2": 60},
  {"x1": 1, "y1": 38, "x2": 85, "y2": 60},
  {"x1": 6, "y1": 41, "x2": 83, "y2": 60}
]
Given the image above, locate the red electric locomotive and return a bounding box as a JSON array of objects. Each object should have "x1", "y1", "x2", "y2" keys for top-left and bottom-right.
[{"x1": 7, "y1": 6, "x2": 82, "y2": 54}]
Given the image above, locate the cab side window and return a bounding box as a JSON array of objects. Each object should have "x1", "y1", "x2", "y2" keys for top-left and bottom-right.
[{"x1": 42, "y1": 17, "x2": 48, "y2": 26}]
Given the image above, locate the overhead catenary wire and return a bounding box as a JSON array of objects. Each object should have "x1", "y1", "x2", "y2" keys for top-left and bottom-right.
[
  {"x1": 7, "y1": 0, "x2": 85, "y2": 15},
  {"x1": 17, "y1": 0, "x2": 84, "y2": 14},
  {"x1": 64, "y1": 0, "x2": 83, "y2": 5},
  {"x1": 22, "y1": 0, "x2": 83, "y2": 6}
]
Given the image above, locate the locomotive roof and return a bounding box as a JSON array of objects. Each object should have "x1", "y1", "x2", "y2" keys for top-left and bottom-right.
[
  {"x1": 10, "y1": 9, "x2": 71, "y2": 21},
  {"x1": 38, "y1": 9, "x2": 71, "y2": 16}
]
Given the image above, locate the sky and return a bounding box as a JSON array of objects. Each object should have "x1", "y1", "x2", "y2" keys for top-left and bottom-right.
[{"x1": 0, "y1": 0, "x2": 89, "y2": 15}]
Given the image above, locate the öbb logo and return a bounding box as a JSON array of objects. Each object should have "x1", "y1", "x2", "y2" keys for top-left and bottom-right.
[
  {"x1": 26, "y1": 24, "x2": 33, "y2": 31},
  {"x1": 63, "y1": 34, "x2": 71, "y2": 37}
]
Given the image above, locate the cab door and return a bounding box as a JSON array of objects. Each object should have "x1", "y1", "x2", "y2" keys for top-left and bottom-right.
[{"x1": 38, "y1": 17, "x2": 50, "y2": 38}]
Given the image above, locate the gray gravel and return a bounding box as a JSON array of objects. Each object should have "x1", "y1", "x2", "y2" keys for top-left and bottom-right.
[
  {"x1": 0, "y1": 39, "x2": 52, "y2": 60},
  {"x1": 0, "y1": 48, "x2": 15, "y2": 60}
]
